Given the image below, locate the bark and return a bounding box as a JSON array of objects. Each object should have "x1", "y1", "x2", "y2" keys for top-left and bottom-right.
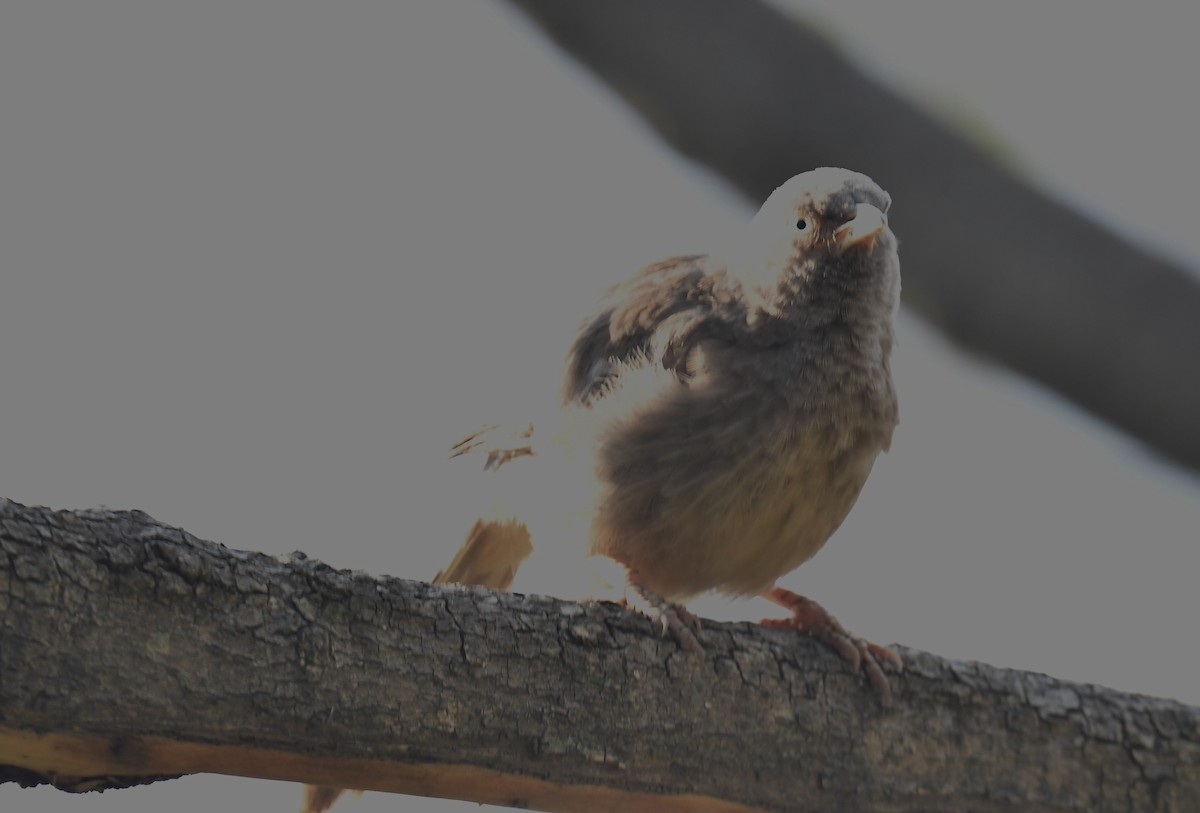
[
  {"x1": 1, "y1": 500, "x2": 1197, "y2": 811},
  {"x1": 504, "y1": 0, "x2": 1200, "y2": 477}
]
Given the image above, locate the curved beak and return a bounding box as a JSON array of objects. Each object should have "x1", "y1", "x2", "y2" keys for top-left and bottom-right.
[{"x1": 835, "y1": 203, "x2": 888, "y2": 250}]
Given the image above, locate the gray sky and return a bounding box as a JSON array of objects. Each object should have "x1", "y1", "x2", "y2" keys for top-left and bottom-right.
[{"x1": 2, "y1": 2, "x2": 1198, "y2": 812}]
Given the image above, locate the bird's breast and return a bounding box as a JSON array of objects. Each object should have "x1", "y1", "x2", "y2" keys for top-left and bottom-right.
[{"x1": 589, "y1": 364, "x2": 894, "y2": 600}]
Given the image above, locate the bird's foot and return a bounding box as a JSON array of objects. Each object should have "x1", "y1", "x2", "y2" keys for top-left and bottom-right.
[
  {"x1": 760, "y1": 586, "x2": 901, "y2": 704},
  {"x1": 622, "y1": 570, "x2": 704, "y2": 653}
]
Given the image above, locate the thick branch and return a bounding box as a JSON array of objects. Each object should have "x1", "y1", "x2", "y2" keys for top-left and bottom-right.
[
  {"x1": 1, "y1": 499, "x2": 1197, "y2": 812},
  {"x1": 505, "y1": 0, "x2": 1200, "y2": 476}
]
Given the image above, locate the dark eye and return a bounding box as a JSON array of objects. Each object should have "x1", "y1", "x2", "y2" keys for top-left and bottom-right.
[{"x1": 796, "y1": 219, "x2": 809, "y2": 232}]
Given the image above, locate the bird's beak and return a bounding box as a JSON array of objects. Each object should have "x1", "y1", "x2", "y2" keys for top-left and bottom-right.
[{"x1": 835, "y1": 203, "x2": 888, "y2": 250}]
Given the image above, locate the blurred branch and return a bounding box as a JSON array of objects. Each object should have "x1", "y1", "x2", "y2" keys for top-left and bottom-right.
[
  {"x1": 3, "y1": 500, "x2": 1199, "y2": 812},
  {"x1": 505, "y1": 0, "x2": 1200, "y2": 477}
]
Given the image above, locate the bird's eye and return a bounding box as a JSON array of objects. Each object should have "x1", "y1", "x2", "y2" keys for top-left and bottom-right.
[{"x1": 796, "y1": 218, "x2": 809, "y2": 232}]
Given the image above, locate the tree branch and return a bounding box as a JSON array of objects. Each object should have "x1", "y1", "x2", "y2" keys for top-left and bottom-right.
[
  {"x1": 1, "y1": 500, "x2": 1197, "y2": 811},
  {"x1": 504, "y1": 0, "x2": 1200, "y2": 477}
]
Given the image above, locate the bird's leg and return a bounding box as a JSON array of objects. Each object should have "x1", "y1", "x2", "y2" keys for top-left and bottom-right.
[
  {"x1": 622, "y1": 569, "x2": 704, "y2": 653},
  {"x1": 760, "y1": 586, "x2": 901, "y2": 704}
]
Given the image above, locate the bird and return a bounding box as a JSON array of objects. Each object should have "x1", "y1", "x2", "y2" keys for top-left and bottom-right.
[
  {"x1": 302, "y1": 167, "x2": 902, "y2": 813},
  {"x1": 445, "y1": 166, "x2": 902, "y2": 692}
]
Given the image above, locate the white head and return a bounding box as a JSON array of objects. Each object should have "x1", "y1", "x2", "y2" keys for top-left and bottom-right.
[{"x1": 732, "y1": 167, "x2": 899, "y2": 321}]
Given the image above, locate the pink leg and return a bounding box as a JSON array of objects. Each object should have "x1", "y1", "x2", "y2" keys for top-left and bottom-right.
[
  {"x1": 623, "y1": 570, "x2": 704, "y2": 653},
  {"x1": 761, "y1": 587, "x2": 901, "y2": 704}
]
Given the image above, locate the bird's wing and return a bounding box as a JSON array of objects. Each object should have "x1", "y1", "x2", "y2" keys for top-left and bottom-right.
[
  {"x1": 563, "y1": 254, "x2": 733, "y2": 406},
  {"x1": 439, "y1": 258, "x2": 729, "y2": 597}
]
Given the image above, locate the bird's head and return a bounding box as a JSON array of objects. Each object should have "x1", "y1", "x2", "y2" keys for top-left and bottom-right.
[{"x1": 733, "y1": 167, "x2": 899, "y2": 323}]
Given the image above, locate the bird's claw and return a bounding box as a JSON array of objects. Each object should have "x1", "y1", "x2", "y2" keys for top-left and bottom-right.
[
  {"x1": 761, "y1": 587, "x2": 900, "y2": 705},
  {"x1": 623, "y1": 571, "x2": 704, "y2": 653}
]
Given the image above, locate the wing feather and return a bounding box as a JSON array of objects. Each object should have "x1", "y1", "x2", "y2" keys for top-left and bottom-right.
[{"x1": 563, "y1": 255, "x2": 735, "y2": 405}]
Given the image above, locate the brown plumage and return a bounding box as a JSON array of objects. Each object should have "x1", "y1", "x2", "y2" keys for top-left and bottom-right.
[{"x1": 448, "y1": 166, "x2": 902, "y2": 694}]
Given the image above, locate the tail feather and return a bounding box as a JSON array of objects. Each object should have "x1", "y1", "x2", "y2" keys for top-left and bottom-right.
[
  {"x1": 302, "y1": 787, "x2": 361, "y2": 813},
  {"x1": 442, "y1": 422, "x2": 537, "y2": 588},
  {"x1": 449, "y1": 422, "x2": 535, "y2": 471},
  {"x1": 434, "y1": 517, "x2": 533, "y2": 589}
]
